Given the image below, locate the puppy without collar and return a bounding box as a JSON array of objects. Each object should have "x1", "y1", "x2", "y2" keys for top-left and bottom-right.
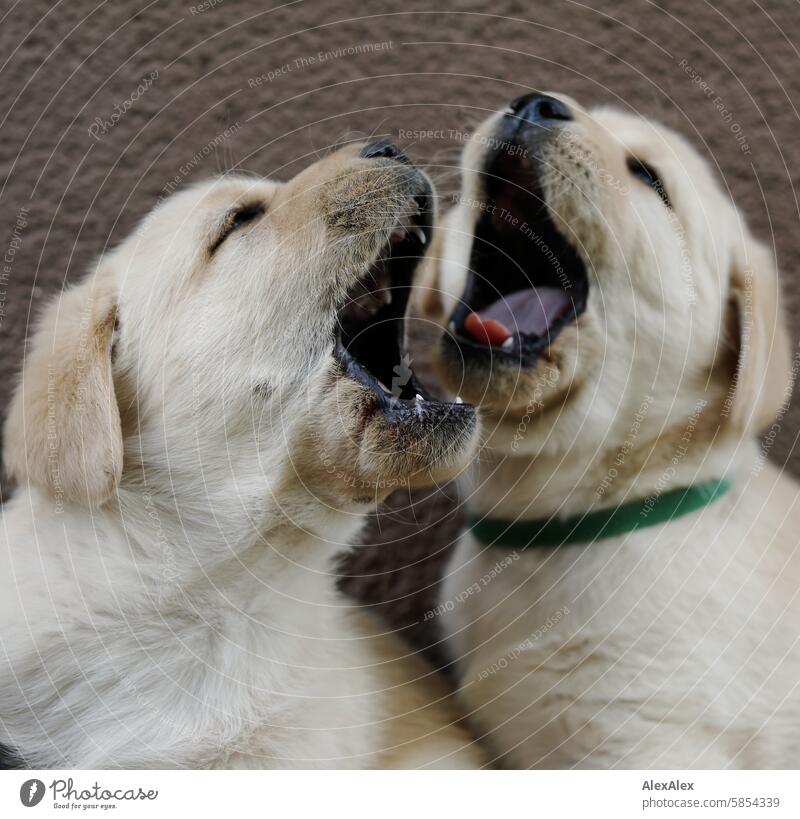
[
  {"x1": 0, "y1": 143, "x2": 482, "y2": 769},
  {"x1": 414, "y1": 93, "x2": 800, "y2": 768}
]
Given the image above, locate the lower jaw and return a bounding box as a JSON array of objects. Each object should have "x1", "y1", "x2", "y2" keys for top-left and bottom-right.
[
  {"x1": 439, "y1": 331, "x2": 549, "y2": 382},
  {"x1": 351, "y1": 376, "x2": 474, "y2": 429},
  {"x1": 340, "y1": 380, "x2": 477, "y2": 475},
  {"x1": 435, "y1": 336, "x2": 562, "y2": 415},
  {"x1": 441, "y1": 333, "x2": 544, "y2": 371}
]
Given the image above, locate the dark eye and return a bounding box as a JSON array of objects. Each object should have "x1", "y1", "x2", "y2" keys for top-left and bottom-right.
[
  {"x1": 210, "y1": 202, "x2": 265, "y2": 253},
  {"x1": 626, "y1": 157, "x2": 671, "y2": 208}
]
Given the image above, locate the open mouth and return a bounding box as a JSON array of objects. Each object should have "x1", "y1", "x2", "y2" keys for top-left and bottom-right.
[
  {"x1": 334, "y1": 188, "x2": 462, "y2": 414},
  {"x1": 447, "y1": 152, "x2": 589, "y2": 363}
]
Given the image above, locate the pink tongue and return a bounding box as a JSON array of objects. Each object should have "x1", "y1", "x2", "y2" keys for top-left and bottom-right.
[{"x1": 465, "y1": 288, "x2": 573, "y2": 347}]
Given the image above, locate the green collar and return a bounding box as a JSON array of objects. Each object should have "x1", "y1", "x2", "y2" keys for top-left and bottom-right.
[{"x1": 469, "y1": 478, "x2": 732, "y2": 549}]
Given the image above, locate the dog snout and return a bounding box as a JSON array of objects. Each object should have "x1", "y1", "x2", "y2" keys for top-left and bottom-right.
[
  {"x1": 360, "y1": 141, "x2": 409, "y2": 164},
  {"x1": 483, "y1": 92, "x2": 574, "y2": 164},
  {"x1": 509, "y1": 92, "x2": 573, "y2": 125}
]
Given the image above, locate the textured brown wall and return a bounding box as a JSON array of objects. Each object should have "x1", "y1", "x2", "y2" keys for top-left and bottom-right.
[{"x1": 2, "y1": 0, "x2": 798, "y2": 664}]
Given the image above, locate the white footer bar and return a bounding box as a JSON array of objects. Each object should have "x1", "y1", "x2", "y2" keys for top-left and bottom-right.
[{"x1": 3, "y1": 770, "x2": 797, "y2": 818}]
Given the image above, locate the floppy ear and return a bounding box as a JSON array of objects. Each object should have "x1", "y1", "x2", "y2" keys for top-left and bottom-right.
[
  {"x1": 3, "y1": 274, "x2": 123, "y2": 507},
  {"x1": 725, "y1": 236, "x2": 791, "y2": 434}
]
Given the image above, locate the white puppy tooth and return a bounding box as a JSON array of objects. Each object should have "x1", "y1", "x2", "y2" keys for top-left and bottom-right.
[
  {"x1": 455, "y1": 395, "x2": 463, "y2": 404},
  {"x1": 501, "y1": 337, "x2": 515, "y2": 351},
  {"x1": 448, "y1": 321, "x2": 456, "y2": 333},
  {"x1": 414, "y1": 226, "x2": 427, "y2": 244},
  {"x1": 416, "y1": 393, "x2": 425, "y2": 402}
]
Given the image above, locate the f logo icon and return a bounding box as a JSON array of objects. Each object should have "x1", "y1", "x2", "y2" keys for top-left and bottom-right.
[{"x1": 19, "y1": 779, "x2": 45, "y2": 807}]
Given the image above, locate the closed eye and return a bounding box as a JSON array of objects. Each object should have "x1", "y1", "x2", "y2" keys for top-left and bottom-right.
[
  {"x1": 210, "y1": 202, "x2": 265, "y2": 253},
  {"x1": 626, "y1": 157, "x2": 672, "y2": 209}
]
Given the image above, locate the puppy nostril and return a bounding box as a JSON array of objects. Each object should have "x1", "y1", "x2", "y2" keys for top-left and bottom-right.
[
  {"x1": 536, "y1": 98, "x2": 571, "y2": 121},
  {"x1": 509, "y1": 93, "x2": 535, "y2": 114},
  {"x1": 509, "y1": 93, "x2": 573, "y2": 123},
  {"x1": 360, "y1": 141, "x2": 402, "y2": 160}
]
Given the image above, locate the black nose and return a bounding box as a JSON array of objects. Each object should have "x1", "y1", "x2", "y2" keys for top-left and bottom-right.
[
  {"x1": 509, "y1": 93, "x2": 573, "y2": 124},
  {"x1": 360, "y1": 141, "x2": 405, "y2": 160}
]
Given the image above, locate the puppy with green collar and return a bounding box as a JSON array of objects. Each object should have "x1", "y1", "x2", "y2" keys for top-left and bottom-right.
[{"x1": 413, "y1": 92, "x2": 799, "y2": 768}]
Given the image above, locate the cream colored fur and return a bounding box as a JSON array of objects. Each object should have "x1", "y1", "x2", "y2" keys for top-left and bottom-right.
[
  {"x1": 0, "y1": 145, "x2": 482, "y2": 769},
  {"x1": 416, "y1": 98, "x2": 800, "y2": 768}
]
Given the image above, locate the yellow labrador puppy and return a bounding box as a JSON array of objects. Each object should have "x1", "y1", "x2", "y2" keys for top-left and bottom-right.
[
  {"x1": 0, "y1": 142, "x2": 483, "y2": 769},
  {"x1": 414, "y1": 93, "x2": 800, "y2": 768}
]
